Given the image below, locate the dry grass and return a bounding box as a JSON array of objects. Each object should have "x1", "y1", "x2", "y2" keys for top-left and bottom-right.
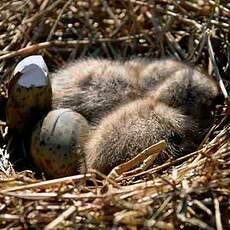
[{"x1": 0, "y1": 0, "x2": 229, "y2": 229}]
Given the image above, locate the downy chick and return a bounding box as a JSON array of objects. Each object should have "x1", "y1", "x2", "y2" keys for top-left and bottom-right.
[
  {"x1": 51, "y1": 58, "x2": 141, "y2": 124},
  {"x1": 52, "y1": 58, "x2": 221, "y2": 175},
  {"x1": 134, "y1": 58, "x2": 188, "y2": 92},
  {"x1": 148, "y1": 68, "x2": 221, "y2": 126},
  {"x1": 51, "y1": 58, "x2": 189, "y2": 125},
  {"x1": 82, "y1": 99, "x2": 199, "y2": 175}
]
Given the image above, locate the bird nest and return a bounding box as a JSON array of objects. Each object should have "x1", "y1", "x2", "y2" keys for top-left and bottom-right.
[{"x1": 0, "y1": 0, "x2": 229, "y2": 229}]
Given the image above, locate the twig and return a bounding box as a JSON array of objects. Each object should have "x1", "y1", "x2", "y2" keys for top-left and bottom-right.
[
  {"x1": 24, "y1": 0, "x2": 64, "y2": 24},
  {"x1": 214, "y1": 197, "x2": 223, "y2": 230},
  {"x1": 46, "y1": 0, "x2": 72, "y2": 41},
  {"x1": 117, "y1": 149, "x2": 201, "y2": 182},
  {"x1": 0, "y1": 33, "x2": 151, "y2": 61},
  {"x1": 100, "y1": 0, "x2": 120, "y2": 27},
  {"x1": 0, "y1": 174, "x2": 92, "y2": 193},
  {"x1": 107, "y1": 140, "x2": 166, "y2": 179},
  {"x1": 207, "y1": 31, "x2": 228, "y2": 99},
  {"x1": 44, "y1": 205, "x2": 76, "y2": 230},
  {"x1": 165, "y1": 32, "x2": 187, "y2": 59}
]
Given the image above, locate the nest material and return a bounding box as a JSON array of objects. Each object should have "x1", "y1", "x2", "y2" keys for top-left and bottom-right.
[{"x1": 0, "y1": 0, "x2": 229, "y2": 229}]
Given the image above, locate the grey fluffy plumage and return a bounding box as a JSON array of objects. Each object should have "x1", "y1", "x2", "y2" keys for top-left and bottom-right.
[
  {"x1": 134, "y1": 58, "x2": 188, "y2": 92},
  {"x1": 148, "y1": 67, "x2": 220, "y2": 119},
  {"x1": 82, "y1": 99, "x2": 199, "y2": 175},
  {"x1": 51, "y1": 58, "x2": 190, "y2": 125},
  {"x1": 51, "y1": 58, "x2": 141, "y2": 124},
  {"x1": 51, "y1": 58, "x2": 222, "y2": 175}
]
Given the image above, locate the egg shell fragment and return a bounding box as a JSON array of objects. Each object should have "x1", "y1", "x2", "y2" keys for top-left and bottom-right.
[{"x1": 6, "y1": 64, "x2": 52, "y2": 133}]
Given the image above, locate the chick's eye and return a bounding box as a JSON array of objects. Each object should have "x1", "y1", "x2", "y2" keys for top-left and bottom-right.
[{"x1": 170, "y1": 132, "x2": 182, "y2": 145}]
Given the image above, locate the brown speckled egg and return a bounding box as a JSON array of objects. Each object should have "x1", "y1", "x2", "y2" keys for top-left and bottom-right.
[
  {"x1": 6, "y1": 55, "x2": 52, "y2": 133},
  {"x1": 30, "y1": 109, "x2": 89, "y2": 178}
]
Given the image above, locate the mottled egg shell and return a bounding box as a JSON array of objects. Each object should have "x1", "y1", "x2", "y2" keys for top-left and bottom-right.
[
  {"x1": 30, "y1": 109, "x2": 89, "y2": 178},
  {"x1": 6, "y1": 55, "x2": 52, "y2": 133}
]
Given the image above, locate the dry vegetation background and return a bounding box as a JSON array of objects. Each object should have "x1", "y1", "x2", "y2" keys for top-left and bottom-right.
[{"x1": 0, "y1": 0, "x2": 229, "y2": 229}]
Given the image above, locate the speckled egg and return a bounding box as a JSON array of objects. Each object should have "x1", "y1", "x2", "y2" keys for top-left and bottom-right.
[
  {"x1": 6, "y1": 55, "x2": 52, "y2": 133},
  {"x1": 30, "y1": 109, "x2": 89, "y2": 178}
]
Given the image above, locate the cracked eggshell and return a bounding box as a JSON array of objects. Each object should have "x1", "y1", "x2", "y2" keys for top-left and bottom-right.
[
  {"x1": 6, "y1": 55, "x2": 52, "y2": 133},
  {"x1": 30, "y1": 109, "x2": 89, "y2": 178}
]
